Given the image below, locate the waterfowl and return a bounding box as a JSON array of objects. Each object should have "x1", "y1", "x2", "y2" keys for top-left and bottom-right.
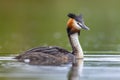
[{"x1": 15, "y1": 13, "x2": 89, "y2": 65}]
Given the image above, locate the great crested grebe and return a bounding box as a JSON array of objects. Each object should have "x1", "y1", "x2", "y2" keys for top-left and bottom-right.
[{"x1": 15, "y1": 13, "x2": 89, "y2": 65}]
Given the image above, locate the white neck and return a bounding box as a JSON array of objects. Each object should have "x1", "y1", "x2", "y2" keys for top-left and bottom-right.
[{"x1": 68, "y1": 33, "x2": 83, "y2": 58}]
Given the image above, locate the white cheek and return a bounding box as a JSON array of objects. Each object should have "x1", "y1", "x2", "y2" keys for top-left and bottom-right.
[{"x1": 73, "y1": 20, "x2": 81, "y2": 29}]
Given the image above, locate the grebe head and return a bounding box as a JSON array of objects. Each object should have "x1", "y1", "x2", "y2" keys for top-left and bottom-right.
[{"x1": 67, "y1": 13, "x2": 89, "y2": 34}]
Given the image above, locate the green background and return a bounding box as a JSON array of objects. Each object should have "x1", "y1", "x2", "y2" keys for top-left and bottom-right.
[{"x1": 0, "y1": 0, "x2": 120, "y2": 54}]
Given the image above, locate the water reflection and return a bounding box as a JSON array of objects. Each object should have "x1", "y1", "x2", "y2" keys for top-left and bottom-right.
[
  {"x1": 68, "y1": 59, "x2": 83, "y2": 80},
  {"x1": 0, "y1": 56, "x2": 84, "y2": 80},
  {"x1": 1, "y1": 55, "x2": 120, "y2": 80}
]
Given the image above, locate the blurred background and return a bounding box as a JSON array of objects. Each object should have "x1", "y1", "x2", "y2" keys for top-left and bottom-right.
[{"x1": 0, "y1": 0, "x2": 120, "y2": 54}]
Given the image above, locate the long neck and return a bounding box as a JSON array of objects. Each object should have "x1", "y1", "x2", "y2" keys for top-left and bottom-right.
[{"x1": 68, "y1": 32, "x2": 83, "y2": 59}]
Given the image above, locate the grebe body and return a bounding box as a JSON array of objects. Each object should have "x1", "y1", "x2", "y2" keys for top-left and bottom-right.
[
  {"x1": 15, "y1": 13, "x2": 89, "y2": 65},
  {"x1": 16, "y1": 46, "x2": 74, "y2": 65}
]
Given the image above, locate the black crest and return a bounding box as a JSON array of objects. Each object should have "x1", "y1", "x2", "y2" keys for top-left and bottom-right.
[
  {"x1": 67, "y1": 13, "x2": 83, "y2": 23},
  {"x1": 67, "y1": 13, "x2": 76, "y2": 19}
]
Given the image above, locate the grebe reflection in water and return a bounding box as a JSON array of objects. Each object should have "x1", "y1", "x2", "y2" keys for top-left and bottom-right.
[
  {"x1": 15, "y1": 13, "x2": 89, "y2": 65},
  {"x1": 68, "y1": 59, "x2": 84, "y2": 80}
]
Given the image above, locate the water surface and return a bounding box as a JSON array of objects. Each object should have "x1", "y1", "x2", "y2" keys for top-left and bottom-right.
[{"x1": 1, "y1": 55, "x2": 120, "y2": 80}]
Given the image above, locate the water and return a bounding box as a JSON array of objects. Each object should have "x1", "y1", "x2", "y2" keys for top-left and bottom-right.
[{"x1": 1, "y1": 55, "x2": 120, "y2": 80}]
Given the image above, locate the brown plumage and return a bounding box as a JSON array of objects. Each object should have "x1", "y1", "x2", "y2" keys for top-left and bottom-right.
[
  {"x1": 15, "y1": 46, "x2": 74, "y2": 65},
  {"x1": 67, "y1": 18, "x2": 80, "y2": 34}
]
